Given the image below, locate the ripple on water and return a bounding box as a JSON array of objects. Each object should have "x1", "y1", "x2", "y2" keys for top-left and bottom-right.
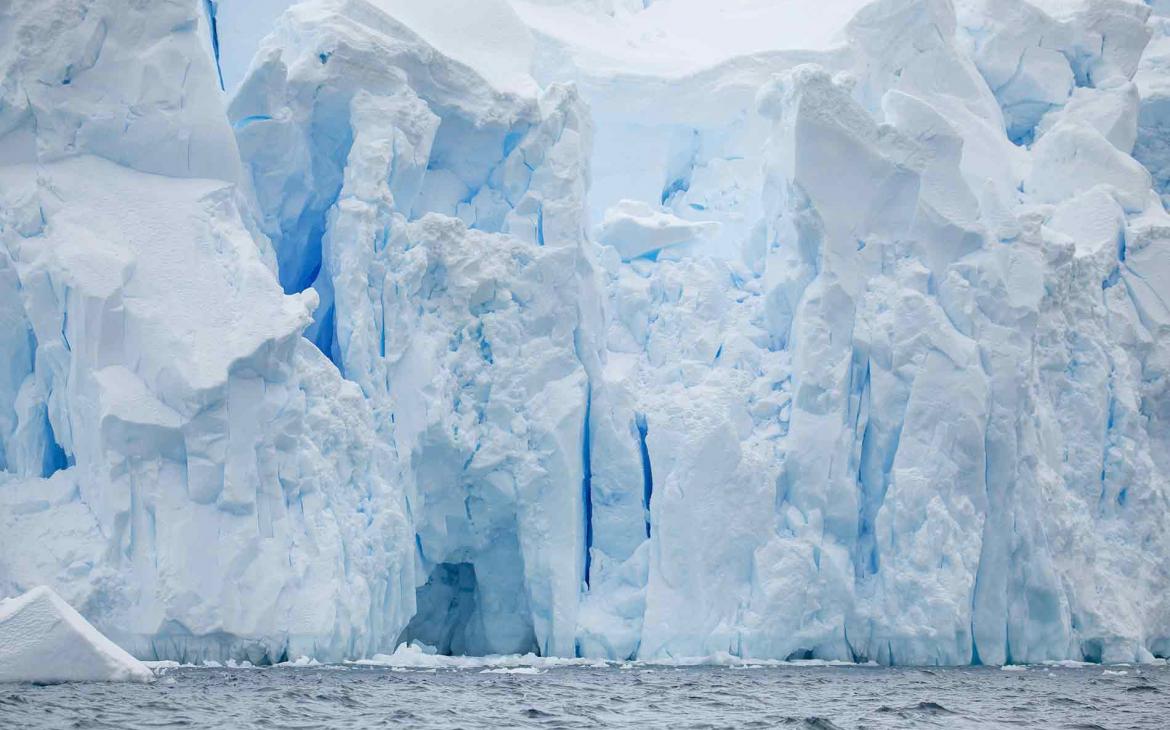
[{"x1": 790, "y1": 718, "x2": 845, "y2": 730}]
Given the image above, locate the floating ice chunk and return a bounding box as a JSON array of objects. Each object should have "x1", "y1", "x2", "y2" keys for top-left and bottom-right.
[
  {"x1": 352, "y1": 643, "x2": 610, "y2": 670},
  {"x1": 1043, "y1": 660, "x2": 1096, "y2": 668},
  {"x1": 276, "y1": 656, "x2": 321, "y2": 667},
  {"x1": 597, "y1": 200, "x2": 719, "y2": 260},
  {"x1": 0, "y1": 586, "x2": 152, "y2": 684}
]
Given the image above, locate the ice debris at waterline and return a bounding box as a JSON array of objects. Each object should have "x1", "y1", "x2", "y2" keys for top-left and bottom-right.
[
  {"x1": 0, "y1": 0, "x2": 1169, "y2": 668},
  {"x1": 0, "y1": 587, "x2": 153, "y2": 684}
]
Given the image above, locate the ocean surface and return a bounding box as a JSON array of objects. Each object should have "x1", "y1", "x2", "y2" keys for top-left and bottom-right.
[{"x1": 1, "y1": 661, "x2": 1167, "y2": 729}]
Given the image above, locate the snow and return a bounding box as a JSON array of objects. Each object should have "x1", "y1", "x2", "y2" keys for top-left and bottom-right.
[
  {"x1": 0, "y1": 586, "x2": 153, "y2": 683},
  {"x1": 511, "y1": 0, "x2": 870, "y2": 77},
  {"x1": 214, "y1": 0, "x2": 538, "y2": 96},
  {"x1": 363, "y1": 0, "x2": 538, "y2": 97},
  {"x1": 1, "y1": 0, "x2": 1170, "y2": 669}
]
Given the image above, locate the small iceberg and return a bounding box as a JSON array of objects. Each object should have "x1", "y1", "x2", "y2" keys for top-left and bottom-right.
[{"x1": 0, "y1": 586, "x2": 153, "y2": 684}]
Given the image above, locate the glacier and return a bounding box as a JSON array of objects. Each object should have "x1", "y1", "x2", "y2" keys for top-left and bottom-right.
[{"x1": 0, "y1": 0, "x2": 1168, "y2": 667}]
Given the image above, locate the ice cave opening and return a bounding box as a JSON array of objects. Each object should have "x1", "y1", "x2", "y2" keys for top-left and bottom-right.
[
  {"x1": 396, "y1": 562, "x2": 482, "y2": 656},
  {"x1": 398, "y1": 553, "x2": 540, "y2": 657}
]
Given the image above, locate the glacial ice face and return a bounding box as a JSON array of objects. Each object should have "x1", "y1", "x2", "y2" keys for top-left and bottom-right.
[
  {"x1": 0, "y1": 0, "x2": 414, "y2": 664},
  {"x1": 227, "y1": 0, "x2": 604, "y2": 657},
  {"x1": 2, "y1": 0, "x2": 1170, "y2": 667}
]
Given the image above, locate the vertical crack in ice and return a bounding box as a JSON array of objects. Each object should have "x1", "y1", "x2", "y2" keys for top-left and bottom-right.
[
  {"x1": 582, "y1": 384, "x2": 594, "y2": 589},
  {"x1": 202, "y1": 0, "x2": 224, "y2": 91},
  {"x1": 41, "y1": 403, "x2": 70, "y2": 478},
  {"x1": 635, "y1": 412, "x2": 653, "y2": 539},
  {"x1": 660, "y1": 129, "x2": 700, "y2": 206},
  {"x1": 970, "y1": 619, "x2": 983, "y2": 666}
]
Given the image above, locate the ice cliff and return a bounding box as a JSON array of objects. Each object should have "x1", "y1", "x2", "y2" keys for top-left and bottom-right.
[
  {"x1": 1, "y1": 0, "x2": 1169, "y2": 666},
  {"x1": 0, "y1": 0, "x2": 414, "y2": 663}
]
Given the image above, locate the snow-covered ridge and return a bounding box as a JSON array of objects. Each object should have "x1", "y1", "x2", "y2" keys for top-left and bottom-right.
[{"x1": 0, "y1": 0, "x2": 1168, "y2": 667}]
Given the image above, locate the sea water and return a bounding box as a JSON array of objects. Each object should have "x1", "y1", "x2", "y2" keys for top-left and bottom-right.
[{"x1": 1, "y1": 662, "x2": 1166, "y2": 728}]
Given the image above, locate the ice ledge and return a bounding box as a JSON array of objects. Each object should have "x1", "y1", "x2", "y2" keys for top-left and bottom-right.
[{"x1": 597, "y1": 199, "x2": 720, "y2": 260}]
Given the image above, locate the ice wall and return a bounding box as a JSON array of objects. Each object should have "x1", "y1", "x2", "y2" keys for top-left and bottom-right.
[
  {"x1": 228, "y1": 0, "x2": 603, "y2": 656},
  {"x1": 2, "y1": 0, "x2": 1169, "y2": 666},
  {"x1": 0, "y1": 0, "x2": 414, "y2": 663}
]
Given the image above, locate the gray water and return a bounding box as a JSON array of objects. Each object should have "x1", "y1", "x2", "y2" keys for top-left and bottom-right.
[{"x1": 1, "y1": 663, "x2": 1167, "y2": 729}]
